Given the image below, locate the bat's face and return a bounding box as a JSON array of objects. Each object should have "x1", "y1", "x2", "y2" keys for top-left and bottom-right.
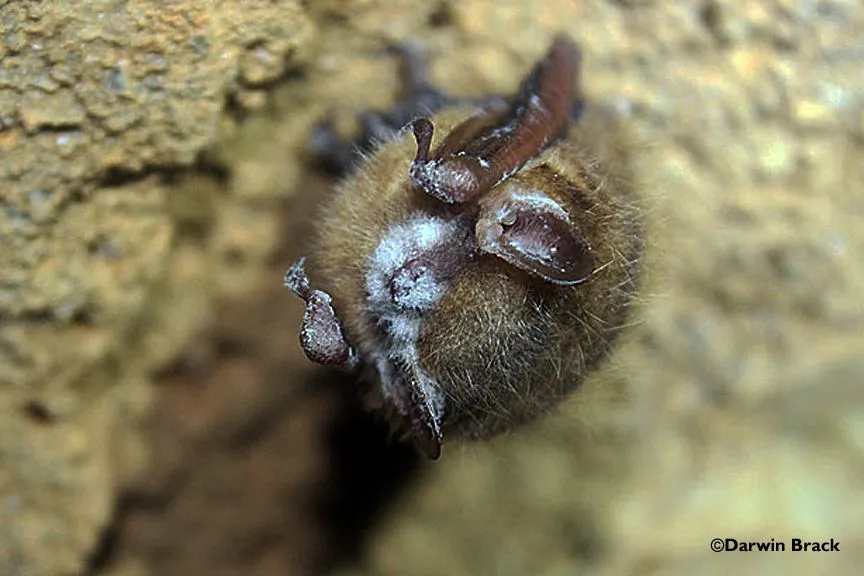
[{"x1": 285, "y1": 36, "x2": 643, "y2": 459}]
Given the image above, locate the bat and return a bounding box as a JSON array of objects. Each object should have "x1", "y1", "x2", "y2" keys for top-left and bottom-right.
[{"x1": 285, "y1": 35, "x2": 643, "y2": 459}]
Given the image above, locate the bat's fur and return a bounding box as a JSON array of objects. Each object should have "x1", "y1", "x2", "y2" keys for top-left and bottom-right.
[{"x1": 312, "y1": 105, "x2": 644, "y2": 442}]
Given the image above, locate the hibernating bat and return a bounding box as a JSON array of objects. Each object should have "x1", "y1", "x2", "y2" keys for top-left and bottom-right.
[{"x1": 285, "y1": 35, "x2": 644, "y2": 459}]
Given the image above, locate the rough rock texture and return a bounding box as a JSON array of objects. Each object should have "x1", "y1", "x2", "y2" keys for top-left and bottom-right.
[
  {"x1": 1, "y1": 0, "x2": 863, "y2": 576},
  {"x1": 0, "y1": 1, "x2": 311, "y2": 575}
]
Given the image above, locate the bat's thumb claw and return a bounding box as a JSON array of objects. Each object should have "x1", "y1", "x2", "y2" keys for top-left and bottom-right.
[{"x1": 284, "y1": 257, "x2": 311, "y2": 298}]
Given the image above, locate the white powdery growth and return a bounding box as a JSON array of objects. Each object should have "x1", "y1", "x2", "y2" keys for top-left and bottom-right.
[
  {"x1": 365, "y1": 212, "x2": 457, "y2": 411},
  {"x1": 365, "y1": 213, "x2": 456, "y2": 315},
  {"x1": 413, "y1": 159, "x2": 478, "y2": 201},
  {"x1": 497, "y1": 188, "x2": 570, "y2": 221}
]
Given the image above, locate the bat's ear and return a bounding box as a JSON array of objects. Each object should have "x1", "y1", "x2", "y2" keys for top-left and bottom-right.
[{"x1": 476, "y1": 184, "x2": 594, "y2": 285}]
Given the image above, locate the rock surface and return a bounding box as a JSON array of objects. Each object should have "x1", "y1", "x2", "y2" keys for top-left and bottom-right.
[
  {"x1": 1, "y1": 0, "x2": 862, "y2": 575},
  {"x1": 0, "y1": 1, "x2": 311, "y2": 575}
]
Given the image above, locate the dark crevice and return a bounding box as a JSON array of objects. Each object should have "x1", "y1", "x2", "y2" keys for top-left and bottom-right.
[
  {"x1": 1, "y1": 309, "x2": 53, "y2": 325},
  {"x1": 194, "y1": 155, "x2": 231, "y2": 185},
  {"x1": 428, "y1": 1, "x2": 454, "y2": 27},
  {"x1": 22, "y1": 400, "x2": 55, "y2": 424},
  {"x1": 84, "y1": 496, "x2": 130, "y2": 574},
  {"x1": 99, "y1": 166, "x2": 149, "y2": 189},
  {"x1": 27, "y1": 123, "x2": 85, "y2": 134},
  {"x1": 317, "y1": 386, "x2": 422, "y2": 572},
  {"x1": 699, "y1": 0, "x2": 731, "y2": 47},
  {"x1": 224, "y1": 90, "x2": 257, "y2": 122},
  {"x1": 83, "y1": 375, "x2": 422, "y2": 575},
  {"x1": 70, "y1": 306, "x2": 96, "y2": 326},
  {"x1": 2, "y1": 303, "x2": 98, "y2": 326},
  {"x1": 225, "y1": 67, "x2": 307, "y2": 122}
]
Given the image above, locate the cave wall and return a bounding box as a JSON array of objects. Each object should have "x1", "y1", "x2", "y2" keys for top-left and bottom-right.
[{"x1": 0, "y1": 1, "x2": 862, "y2": 575}]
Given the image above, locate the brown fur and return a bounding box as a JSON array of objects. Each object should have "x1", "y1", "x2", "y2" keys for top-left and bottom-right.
[{"x1": 314, "y1": 106, "x2": 643, "y2": 442}]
